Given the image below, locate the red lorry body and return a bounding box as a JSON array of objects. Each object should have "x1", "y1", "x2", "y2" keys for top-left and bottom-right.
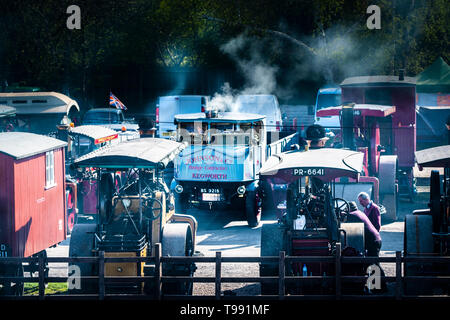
[{"x1": 0, "y1": 148, "x2": 66, "y2": 257}]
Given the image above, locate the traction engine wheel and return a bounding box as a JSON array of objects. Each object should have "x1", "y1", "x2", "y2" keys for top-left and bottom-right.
[
  {"x1": 160, "y1": 223, "x2": 195, "y2": 296},
  {"x1": 404, "y1": 214, "x2": 434, "y2": 294},
  {"x1": 260, "y1": 223, "x2": 285, "y2": 295},
  {"x1": 245, "y1": 190, "x2": 262, "y2": 228}
]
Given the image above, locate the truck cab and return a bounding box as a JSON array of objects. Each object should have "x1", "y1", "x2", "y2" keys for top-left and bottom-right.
[{"x1": 172, "y1": 111, "x2": 266, "y2": 227}]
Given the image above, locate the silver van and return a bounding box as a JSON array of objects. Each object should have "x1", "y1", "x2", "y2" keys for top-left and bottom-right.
[
  {"x1": 234, "y1": 94, "x2": 283, "y2": 132},
  {"x1": 156, "y1": 95, "x2": 208, "y2": 138}
]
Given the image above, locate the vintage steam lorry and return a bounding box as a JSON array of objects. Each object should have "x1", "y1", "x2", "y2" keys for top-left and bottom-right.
[
  {"x1": 404, "y1": 144, "x2": 450, "y2": 294},
  {"x1": 68, "y1": 138, "x2": 198, "y2": 295},
  {"x1": 171, "y1": 111, "x2": 297, "y2": 227},
  {"x1": 316, "y1": 75, "x2": 418, "y2": 220},
  {"x1": 259, "y1": 148, "x2": 367, "y2": 295}
]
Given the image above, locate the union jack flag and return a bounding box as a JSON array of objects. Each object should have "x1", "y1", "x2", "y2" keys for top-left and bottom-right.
[{"x1": 109, "y1": 92, "x2": 127, "y2": 110}]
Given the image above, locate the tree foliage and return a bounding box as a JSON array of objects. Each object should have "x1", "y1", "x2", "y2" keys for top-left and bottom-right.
[{"x1": 0, "y1": 0, "x2": 448, "y2": 106}]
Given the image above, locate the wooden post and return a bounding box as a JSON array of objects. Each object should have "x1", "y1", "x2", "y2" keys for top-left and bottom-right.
[
  {"x1": 215, "y1": 251, "x2": 221, "y2": 300},
  {"x1": 98, "y1": 251, "x2": 105, "y2": 300},
  {"x1": 154, "y1": 243, "x2": 162, "y2": 300},
  {"x1": 38, "y1": 253, "x2": 45, "y2": 300},
  {"x1": 335, "y1": 243, "x2": 341, "y2": 300},
  {"x1": 396, "y1": 251, "x2": 402, "y2": 300},
  {"x1": 278, "y1": 251, "x2": 285, "y2": 300}
]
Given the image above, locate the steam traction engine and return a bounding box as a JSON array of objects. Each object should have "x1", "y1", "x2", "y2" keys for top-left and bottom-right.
[
  {"x1": 68, "y1": 138, "x2": 198, "y2": 295},
  {"x1": 317, "y1": 75, "x2": 418, "y2": 220},
  {"x1": 259, "y1": 148, "x2": 367, "y2": 295}
]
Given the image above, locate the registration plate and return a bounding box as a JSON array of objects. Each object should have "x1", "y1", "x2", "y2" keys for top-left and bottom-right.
[
  {"x1": 0, "y1": 244, "x2": 10, "y2": 257},
  {"x1": 162, "y1": 132, "x2": 173, "y2": 136},
  {"x1": 293, "y1": 168, "x2": 325, "y2": 176},
  {"x1": 202, "y1": 193, "x2": 221, "y2": 201}
]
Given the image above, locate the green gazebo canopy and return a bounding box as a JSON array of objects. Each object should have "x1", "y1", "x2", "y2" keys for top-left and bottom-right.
[{"x1": 416, "y1": 57, "x2": 450, "y2": 93}]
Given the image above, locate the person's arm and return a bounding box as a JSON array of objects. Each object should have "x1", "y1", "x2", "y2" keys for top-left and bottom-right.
[{"x1": 371, "y1": 206, "x2": 381, "y2": 231}]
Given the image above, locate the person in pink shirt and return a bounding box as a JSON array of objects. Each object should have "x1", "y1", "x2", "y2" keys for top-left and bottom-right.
[
  {"x1": 347, "y1": 201, "x2": 382, "y2": 257},
  {"x1": 357, "y1": 192, "x2": 381, "y2": 232}
]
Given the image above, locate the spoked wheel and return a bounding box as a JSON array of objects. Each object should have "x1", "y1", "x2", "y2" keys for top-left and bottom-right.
[
  {"x1": 143, "y1": 198, "x2": 163, "y2": 221},
  {"x1": 334, "y1": 198, "x2": 350, "y2": 222},
  {"x1": 245, "y1": 190, "x2": 262, "y2": 228}
]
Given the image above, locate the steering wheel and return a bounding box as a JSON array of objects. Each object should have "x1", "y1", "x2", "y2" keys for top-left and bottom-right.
[
  {"x1": 333, "y1": 198, "x2": 350, "y2": 222},
  {"x1": 143, "y1": 198, "x2": 163, "y2": 221}
]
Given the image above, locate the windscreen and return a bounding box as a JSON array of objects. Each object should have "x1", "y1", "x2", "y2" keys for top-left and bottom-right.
[
  {"x1": 316, "y1": 94, "x2": 341, "y2": 110},
  {"x1": 83, "y1": 111, "x2": 120, "y2": 124},
  {"x1": 177, "y1": 120, "x2": 262, "y2": 146}
]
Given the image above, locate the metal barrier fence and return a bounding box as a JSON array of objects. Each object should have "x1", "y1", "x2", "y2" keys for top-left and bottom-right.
[{"x1": 1, "y1": 242, "x2": 449, "y2": 300}]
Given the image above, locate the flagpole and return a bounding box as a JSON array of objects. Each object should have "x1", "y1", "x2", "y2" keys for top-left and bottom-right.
[{"x1": 109, "y1": 88, "x2": 112, "y2": 123}]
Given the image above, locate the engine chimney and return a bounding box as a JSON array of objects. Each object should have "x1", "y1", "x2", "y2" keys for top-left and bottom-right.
[{"x1": 398, "y1": 69, "x2": 405, "y2": 81}]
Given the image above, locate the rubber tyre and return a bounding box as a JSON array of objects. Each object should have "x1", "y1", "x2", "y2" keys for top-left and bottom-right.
[
  {"x1": 245, "y1": 190, "x2": 262, "y2": 228},
  {"x1": 261, "y1": 180, "x2": 275, "y2": 211},
  {"x1": 174, "y1": 192, "x2": 188, "y2": 214},
  {"x1": 429, "y1": 170, "x2": 441, "y2": 233}
]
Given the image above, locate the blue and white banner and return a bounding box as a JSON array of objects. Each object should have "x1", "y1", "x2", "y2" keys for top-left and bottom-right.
[{"x1": 175, "y1": 145, "x2": 256, "y2": 182}]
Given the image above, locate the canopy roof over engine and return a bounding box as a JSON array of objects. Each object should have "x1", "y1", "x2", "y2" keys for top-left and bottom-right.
[
  {"x1": 74, "y1": 138, "x2": 185, "y2": 169},
  {"x1": 317, "y1": 104, "x2": 396, "y2": 118},
  {"x1": 68, "y1": 125, "x2": 118, "y2": 144},
  {"x1": 260, "y1": 148, "x2": 364, "y2": 183},
  {"x1": 415, "y1": 145, "x2": 450, "y2": 169}
]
